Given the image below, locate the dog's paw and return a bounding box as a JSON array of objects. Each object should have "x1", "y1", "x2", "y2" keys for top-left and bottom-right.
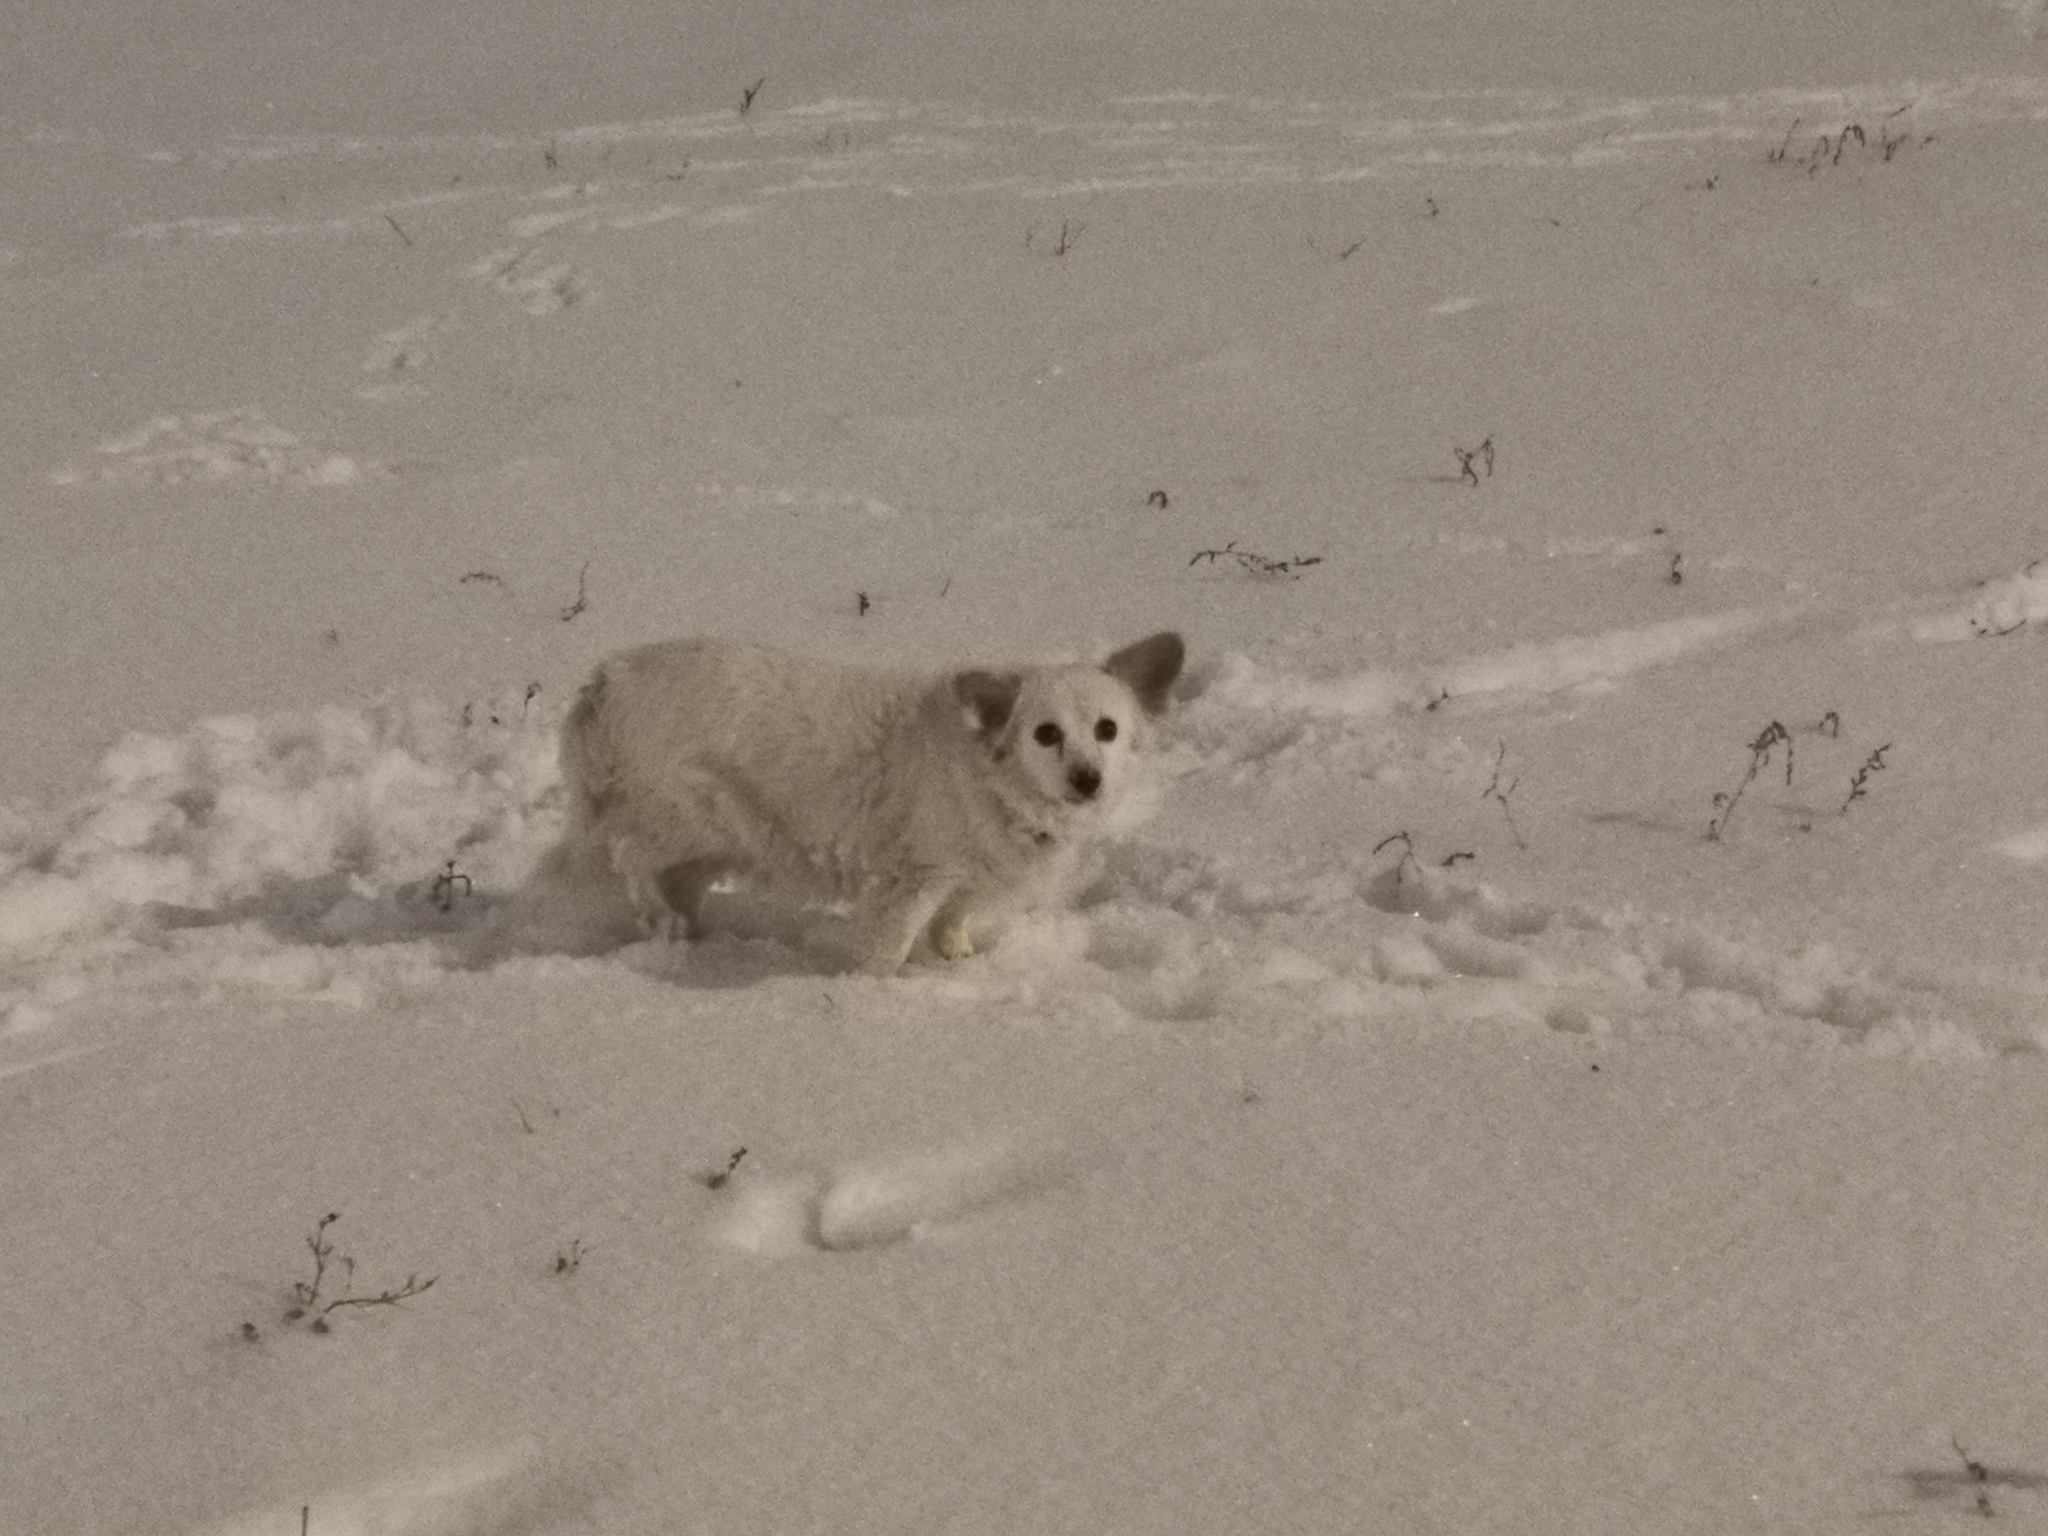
[
  {"x1": 614, "y1": 864, "x2": 681, "y2": 942},
  {"x1": 635, "y1": 904, "x2": 682, "y2": 943}
]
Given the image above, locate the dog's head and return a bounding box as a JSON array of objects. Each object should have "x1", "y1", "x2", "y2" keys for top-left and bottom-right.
[{"x1": 954, "y1": 632, "x2": 1184, "y2": 817}]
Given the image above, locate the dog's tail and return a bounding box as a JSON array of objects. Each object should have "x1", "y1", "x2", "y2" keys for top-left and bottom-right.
[
  {"x1": 545, "y1": 666, "x2": 638, "y2": 889},
  {"x1": 458, "y1": 670, "x2": 641, "y2": 961},
  {"x1": 556, "y1": 670, "x2": 617, "y2": 827}
]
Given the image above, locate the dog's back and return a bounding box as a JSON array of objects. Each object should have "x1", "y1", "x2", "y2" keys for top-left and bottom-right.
[{"x1": 562, "y1": 640, "x2": 933, "y2": 870}]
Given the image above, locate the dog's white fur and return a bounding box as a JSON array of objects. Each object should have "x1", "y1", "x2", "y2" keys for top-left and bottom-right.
[{"x1": 549, "y1": 631, "x2": 1184, "y2": 974}]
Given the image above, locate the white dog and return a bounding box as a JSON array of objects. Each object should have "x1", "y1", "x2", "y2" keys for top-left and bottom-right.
[{"x1": 549, "y1": 631, "x2": 1184, "y2": 974}]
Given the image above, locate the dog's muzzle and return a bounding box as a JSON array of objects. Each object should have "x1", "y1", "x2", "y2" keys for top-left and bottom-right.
[{"x1": 1068, "y1": 766, "x2": 1102, "y2": 800}]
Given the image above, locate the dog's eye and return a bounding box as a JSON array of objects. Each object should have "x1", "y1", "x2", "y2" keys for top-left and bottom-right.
[
  {"x1": 1033, "y1": 722, "x2": 1063, "y2": 748},
  {"x1": 1094, "y1": 718, "x2": 1118, "y2": 743}
]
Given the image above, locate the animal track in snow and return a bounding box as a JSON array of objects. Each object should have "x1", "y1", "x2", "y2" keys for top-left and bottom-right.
[
  {"x1": 1994, "y1": 823, "x2": 2048, "y2": 863},
  {"x1": 191, "y1": 1441, "x2": 538, "y2": 1536},
  {"x1": 1912, "y1": 556, "x2": 2048, "y2": 642},
  {"x1": 1, "y1": 661, "x2": 2035, "y2": 1058},
  {"x1": 52, "y1": 409, "x2": 369, "y2": 489},
  {"x1": 1992, "y1": 0, "x2": 2048, "y2": 39},
  {"x1": 693, "y1": 481, "x2": 904, "y2": 520},
  {"x1": 469, "y1": 245, "x2": 589, "y2": 315},
  {"x1": 357, "y1": 314, "x2": 445, "y2": 399},
  {"x1": 710, "y1": 1136, "x2": 1072, "y2": 1256}
]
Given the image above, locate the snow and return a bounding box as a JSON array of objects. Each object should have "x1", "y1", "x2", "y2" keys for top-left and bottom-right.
[{"x1": 7, "y1": 0, "x2": 2048, "y2": 1530}]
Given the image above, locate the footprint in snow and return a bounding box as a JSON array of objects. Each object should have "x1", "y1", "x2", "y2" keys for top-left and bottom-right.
[
  {"x1": 469, "y1": 245, "x2": 590, "y2": 315},
  {"x1": 51, "y1": 409, "x2": 368, "y2": 489},
  {"x1": 710, "y1": 1136, "x2": 1073, "y2": 1257},
  {"x1": 356, "y1": 313, "x2": 445, "y2": 400},
  {"x1": 191, "y1": 1442, "x2": 545, "y2": 1536}
]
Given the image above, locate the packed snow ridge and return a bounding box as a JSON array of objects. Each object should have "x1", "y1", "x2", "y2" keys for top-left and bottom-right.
[{"x1": 7, "y1": 573, "x2": 2045, "y2": 1066}]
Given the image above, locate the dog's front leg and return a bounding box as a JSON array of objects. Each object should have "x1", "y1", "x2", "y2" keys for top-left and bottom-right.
[
  {"x1": 926, "y1": 890, "x2": 985, "y2": 960},
  {"x1": 852, "y1": 877, "x2": 956, "y2": 976},
  {"x1": 614, "y1": 851, "x2": 683, "y2": 942}
]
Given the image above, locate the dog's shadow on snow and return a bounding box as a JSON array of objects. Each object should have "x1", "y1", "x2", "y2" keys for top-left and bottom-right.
[
  {"x1": 594, "y1": 889, "x2": 861, "y2": 989},
  {"x1": 143, "y1": 871, "x2": 841, "y2": 991}
]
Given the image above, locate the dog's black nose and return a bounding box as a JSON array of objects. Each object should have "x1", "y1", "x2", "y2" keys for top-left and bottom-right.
[{"x1": 1070, "y1": 766, "x2": 1101, "y2": 799}]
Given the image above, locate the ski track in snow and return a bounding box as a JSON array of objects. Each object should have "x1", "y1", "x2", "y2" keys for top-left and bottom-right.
[
  {"x1": 31, "y1": 74, "x2": 2046, "y2": 489},
  {"x1": 92, "y1": 78, "x2": 2048, "y2": 201},
  {"x1": 86, "y1": 79, "x2": 2048, "y2": 315},
  {"x1": 43, "y1": 78, "x2": 2048, "y2": 489}
]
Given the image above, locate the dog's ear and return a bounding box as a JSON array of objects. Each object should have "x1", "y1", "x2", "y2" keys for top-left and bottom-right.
[
  {"x1": 1103, "y1": 632, "x2": 1184, "y2": 716},
  {"x1": 953, "y1": 669, "x2": 1023, "y2": 734}
]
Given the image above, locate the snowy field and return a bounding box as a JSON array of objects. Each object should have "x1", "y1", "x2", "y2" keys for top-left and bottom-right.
[{"x1": 6, "y1": 2, "x2": 2048, "y2": 1531}]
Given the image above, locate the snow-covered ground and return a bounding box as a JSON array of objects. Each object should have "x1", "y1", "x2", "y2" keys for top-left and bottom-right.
[{"x1": 6, "y1": 3, "x2": 2048, "y2": 1531}]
